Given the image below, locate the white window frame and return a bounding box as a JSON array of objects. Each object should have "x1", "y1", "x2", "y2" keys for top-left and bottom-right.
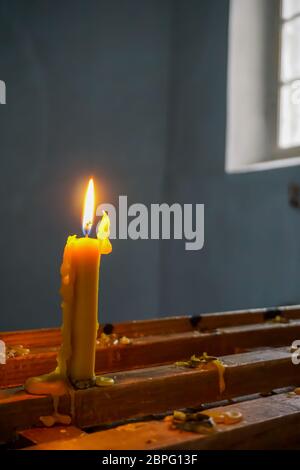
[
  {"x1": 226, "y1": 0, "x2": 300, "y2": 173},
  {"x1": 277, "y1": 0, "x2": 300, "y2": 157}
]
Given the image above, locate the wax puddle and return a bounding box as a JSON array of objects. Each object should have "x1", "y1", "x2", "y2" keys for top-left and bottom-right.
[{"x1": 25, "y1": 372, "x2": 73, "y2": 428}]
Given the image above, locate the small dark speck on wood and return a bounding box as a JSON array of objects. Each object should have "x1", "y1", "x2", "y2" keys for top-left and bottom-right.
[
  {"x1": 103, "y1": 323, "x2": 114, "y2": 335},
  {"x1": 190, "y1": 316, "x2": 202, "y2": 328}
]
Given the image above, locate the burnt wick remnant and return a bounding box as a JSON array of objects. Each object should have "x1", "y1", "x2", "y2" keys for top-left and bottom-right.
[
  {"x1": 103, "y1": 323, "x2": 114, "y2": 335},
  {"x1": 175, "y1": 353, "x2": 217, "y2": 368},
  {"x1": 189, "y1": 315, "x2": 202, "y2": 328},
  {"x1": 263, "y1": 309, "x2": 281, "y2": 321},
  {"x1": 167, "y1": 408, "x2": 243, "y2": 433},
  {"x1": 175, "y1": 353, "x2": 226, "y2": 394},
  {"x1": 167, "y1": 410, "x2": 215, "y2": 434}
]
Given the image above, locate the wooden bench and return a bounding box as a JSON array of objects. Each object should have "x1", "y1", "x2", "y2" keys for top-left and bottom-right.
[{"x1": 1, "y1": 305, "x2": 300, "y2": 450}]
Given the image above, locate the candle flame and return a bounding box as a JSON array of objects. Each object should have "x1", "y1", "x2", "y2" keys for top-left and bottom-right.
[
  {"x1": 82, "y1": 178, "x2": 95, "y2": 236},
  {"x1": 97, "y1": 210, "x2": 110, "y2": 240}
]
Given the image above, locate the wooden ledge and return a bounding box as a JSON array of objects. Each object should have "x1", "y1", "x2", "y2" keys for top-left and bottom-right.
[
  {"x1": 2, "y1": 320, "x2": 300, "y2": 389},
  {"x1": 24, "y1": 393, "x2": 300, "y2": 450},
  {"x1": 1, "y1": 347, "x2": 299, "y2": 443}
]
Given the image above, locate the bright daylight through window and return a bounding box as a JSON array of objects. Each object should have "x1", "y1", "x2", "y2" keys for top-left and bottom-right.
[{"x1": 279, "y1": 0, "x2": 300, "y2": 149}]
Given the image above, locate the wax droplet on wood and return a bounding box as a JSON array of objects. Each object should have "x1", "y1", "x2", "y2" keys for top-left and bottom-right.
[
  {"x1": 205, "y1": 409, "x2": 243, "y2": 425},
  {"x1": 96, "y1": 376, "x2": 115, "y2": 386},
  {"x1": 223, "y1": 410, "x2": 243, "y2": 424},
  {"x1": 212, "y1": 359, "x2": 226, "y2": 394},
  {"x1": 40, "y1": 416, "x2": 56, "y2": 427}
]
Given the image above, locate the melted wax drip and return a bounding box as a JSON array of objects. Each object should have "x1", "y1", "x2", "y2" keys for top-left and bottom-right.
[{"x1": 25, "y1": 236, "x2": 77, "y2": 425}]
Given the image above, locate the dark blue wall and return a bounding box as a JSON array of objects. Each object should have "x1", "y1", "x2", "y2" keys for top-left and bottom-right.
[
  {"x1": 161, "y1": 0, "x2": 300, "y2": 316},
  {"x1": 0, "y1": 0, "x2": 171, "y2": 329},
  {"x1": 1, "y1": 0, "x2": 299, "y2": 331}
]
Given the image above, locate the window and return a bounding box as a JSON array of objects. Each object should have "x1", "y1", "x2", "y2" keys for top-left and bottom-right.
[
  {"x1": 226, "y1": 0, "x2": 300, "y2": 172},
  {"x1": 279, "y1": 0, "x2": 300, "y2": 149}
]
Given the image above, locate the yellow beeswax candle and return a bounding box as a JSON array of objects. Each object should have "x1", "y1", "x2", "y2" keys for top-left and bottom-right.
[
  {"x1": 58, "y1": 179, "x2": 112, "y2": 387},
  {"x1": 25, "y1": 178, "x2": 111, "y2": 424},
  {"x1": 59, "y1": 236, "x2": 100, "y2": 385}
]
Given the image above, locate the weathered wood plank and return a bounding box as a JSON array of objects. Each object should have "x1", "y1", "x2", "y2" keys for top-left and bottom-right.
[
  {"x1": 18, "y1": 426, "x2": 86, "y2": 446},
  {"x1": 2, "y1": 305, "x2": 300, "y2": 348},
  {"x1": 25, "y1": 393, "x2": 300, "y2": 450},
  {"x1": 1, "y1": 347, "x2": 299, "y2": 443},
  {"x1": 2, "y1": 320, "x2": 300, "y2": 389}
]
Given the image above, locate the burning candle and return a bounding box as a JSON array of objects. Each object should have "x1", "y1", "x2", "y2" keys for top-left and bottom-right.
[
  {"x1": 26, "y1": 178, "x2": 112, "y2": 396},
  {"x1": 58, "y1": 178, "x2": 112, "y2": 387}
]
